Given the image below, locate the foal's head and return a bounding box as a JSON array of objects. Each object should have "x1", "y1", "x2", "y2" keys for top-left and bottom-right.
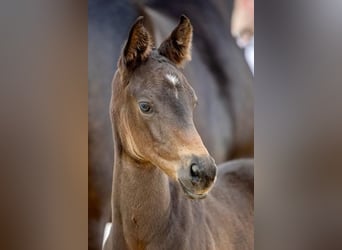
[{"x1": 112, "y1": 16, "x2": 216, "y2": 199}]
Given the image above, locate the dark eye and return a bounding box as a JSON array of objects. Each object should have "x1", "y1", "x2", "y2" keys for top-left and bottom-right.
[{"x1": 139, "y1": 102, "x2": 153, "y2": 113}]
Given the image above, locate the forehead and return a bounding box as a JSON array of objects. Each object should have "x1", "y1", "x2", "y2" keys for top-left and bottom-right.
[
  {"x1": 129, "y1": 52, "x2": 194, "y2": 96},
  {"x1": 133, "y1": 54, "x2": 183, "y2": 85},
  {"x1": 165, "y1": 72, "x2": 180, "y2": 87}
]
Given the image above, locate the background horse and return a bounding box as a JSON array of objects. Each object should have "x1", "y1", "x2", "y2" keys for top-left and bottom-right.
[{"x1": 88, "y1": 0, "x2": 253, "y2": 249}]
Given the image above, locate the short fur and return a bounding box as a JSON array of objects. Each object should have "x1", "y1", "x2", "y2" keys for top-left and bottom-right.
[
  {"x1": 104, "y1": 16, "x2": 253, "y2": 250},
  {"x1": 88, "y1": 1, "x2": 254, "y2": 248}
]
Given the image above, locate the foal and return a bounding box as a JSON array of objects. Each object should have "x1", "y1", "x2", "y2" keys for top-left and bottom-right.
[{"x1": 104, "y1": 16, "x2": 253, "y2": 250}]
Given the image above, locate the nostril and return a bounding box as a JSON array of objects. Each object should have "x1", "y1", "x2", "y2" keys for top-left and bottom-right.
[{"x1": 190, "y1": 163, "x2": 200, "y2": 178}]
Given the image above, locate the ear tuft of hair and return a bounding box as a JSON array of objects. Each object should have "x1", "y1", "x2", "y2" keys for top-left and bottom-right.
[
  {"x1": 120, "y1": 16, "x2": 153, "y2": 70},
  {"x1": 158, "y1": 15, "x2": 193, "y2": 68}
]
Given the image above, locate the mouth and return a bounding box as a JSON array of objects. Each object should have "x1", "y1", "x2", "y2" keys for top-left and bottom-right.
[{"x1": 178, "y1": 179, "x2": 208, "y2": 199}]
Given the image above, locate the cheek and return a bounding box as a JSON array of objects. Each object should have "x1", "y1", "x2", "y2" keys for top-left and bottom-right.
[
  {"x1": 129, "y1": 115, "x2": 162, "y2": 157},
  {"x1": 145, "y1": 122, "x2": 173, "y2": 158},
  {"x1": 150, "y1": 129, "x2": 183, "y2": 162},
  {"x1": 132, "y1": 117, "x2": 152, "y2": 145},
  {"x1": 147, "y1": 121, "x2": 164, "y2": 144}
]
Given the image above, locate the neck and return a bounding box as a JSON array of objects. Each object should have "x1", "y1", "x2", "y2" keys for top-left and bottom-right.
[{"x1": 112, "y1": 140, "x2": 172, "y2": 248}]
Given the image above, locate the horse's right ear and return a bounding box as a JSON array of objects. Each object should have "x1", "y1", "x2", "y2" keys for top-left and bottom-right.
[{"x1": 119, "y1": 16, "x2": 153, "y2": 71}]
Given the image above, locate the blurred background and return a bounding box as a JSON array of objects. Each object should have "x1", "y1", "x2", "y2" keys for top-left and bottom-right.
[
  {"x1": 1, "y1": 0, "x2": 342, "y2": 250},
  {"x1": 88, "y1": 0, "x2": 254, "y2": 249}
]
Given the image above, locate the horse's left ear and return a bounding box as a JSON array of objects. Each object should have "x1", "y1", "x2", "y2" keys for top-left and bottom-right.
[{"x1": 158, "y1": 15, "x2": 193, "y2": 68}]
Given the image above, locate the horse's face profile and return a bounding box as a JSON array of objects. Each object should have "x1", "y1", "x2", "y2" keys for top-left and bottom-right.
[{"x1": 112, "y1": 16, "x2": 216, "y2": 199}]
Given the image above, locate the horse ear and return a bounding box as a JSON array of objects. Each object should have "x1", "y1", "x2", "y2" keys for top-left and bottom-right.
[
  {"x1": 120, "y1": 16, "x2": 153, "y2": 70},
  {"x1": 158, "y1": 15, "x2": 193, "y2": 68}
]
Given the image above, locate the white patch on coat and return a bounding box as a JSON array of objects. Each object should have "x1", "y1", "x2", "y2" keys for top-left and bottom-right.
[
  {"x1": 165, "y1": 73, "x2": 179, "y2": 86},
  {"x1": 165, "y1": 73, "x2": 180, "y2": 98}
]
